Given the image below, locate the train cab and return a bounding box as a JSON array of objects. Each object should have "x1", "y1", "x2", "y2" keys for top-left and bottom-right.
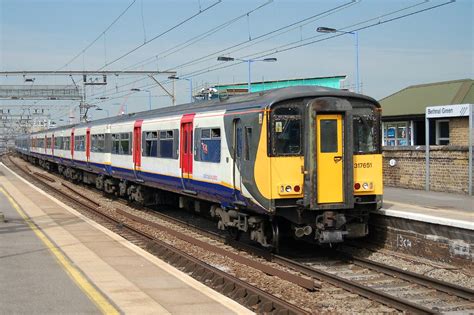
[{"x1": 252, "y1": 94, "x2": 383, "y2": 245}]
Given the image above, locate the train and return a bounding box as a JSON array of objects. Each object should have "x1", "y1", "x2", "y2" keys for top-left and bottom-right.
[{"x1": 15, "y1": 86, "x2": 383, "y2": 249}]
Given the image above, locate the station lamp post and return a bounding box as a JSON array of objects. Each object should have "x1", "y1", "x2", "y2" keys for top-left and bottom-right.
[
  {"x1": 168, "y1": 75, "x2": 193, "y2": 103},
  {"x1": 217, "y1": 56, "x2": 277, "y2": 93},
  {"x1": 317, "y1": 26, "x2": 359, "y2": 93},
  {"x1": 131, "y1": 88, "x2": 152, "y2": 110}
]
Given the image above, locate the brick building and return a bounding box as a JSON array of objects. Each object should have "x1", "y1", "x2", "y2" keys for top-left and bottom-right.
[
  {"x1": 380, "y1": 79, "x2": 473, "y2": 146},
  {"x1": 379, "y1": 79, "x2": 473, "y2": 195}
]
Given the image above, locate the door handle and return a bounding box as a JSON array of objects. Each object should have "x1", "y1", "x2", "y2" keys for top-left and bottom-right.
[{"x1": 333, "y1": 156, "x2": 343, "y2": 163}]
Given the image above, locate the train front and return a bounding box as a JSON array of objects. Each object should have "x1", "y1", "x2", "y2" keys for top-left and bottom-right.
[{"x1": 263, "y1": 93, "x2": 383, "y2": 245}]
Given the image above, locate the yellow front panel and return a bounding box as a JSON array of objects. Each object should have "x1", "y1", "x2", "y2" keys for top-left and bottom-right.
[
  {"x1": 254, "y1": 111, "x2": 304, "y2": 200},
  {"x1": 271, "y1": 156, "x2": 304, "y2": 198},
  {"x1": 317, "y1": 114, "x2": 343, "y2": 203},
  {"x1": 353, "y1": 154, "x2": 383, "y2": 195}
]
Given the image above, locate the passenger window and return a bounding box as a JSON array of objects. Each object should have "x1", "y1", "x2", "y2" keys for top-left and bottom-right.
[
  {"x1": 320, "y1": 120, "x2": 338, "y2": 153},
  {"x1": 236, "y1": 128, "x2": 242, "y2": 158},
  {"x1": 74, "y1": 135, "x2": 85, "y2": 151},
  {"x1": 112, "y1": 134, "x2": 119, "y2": 154},
  {"x1": 63, "y1": 137, "x2": 70, "y2": 150},
  {"x1": 111, "y1": 133, "x2": 131, "y2": 155},
  {"x1": 159, "y1": 130, "x2": 174, "y2": 158},
  {"x1": 244, "y1": 127, "x2": 252, "y2": 161},
  {"x1": 144, "y1": 131, "x2": 158, "y2": 157},
  {"x1": 271, "y1": 105, "x2": 302, "y2": 156},
  {"x1": 120, "y1": 133, "x2": 130, "y2": 155},
  {"x1": 91, "y1": 134, "x2": 105, "y2": 153},
  {"x1": 199, "y1": 128, "x2": 221, "y2": 163}
]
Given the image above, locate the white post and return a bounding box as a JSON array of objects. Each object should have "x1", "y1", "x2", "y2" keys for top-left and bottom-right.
[
  {"x1": 425, "y1": 116, "x2": 430, "y2": 191},
  {"x1": 469, "y1": 104, "x2": 473, "y2": 195}
]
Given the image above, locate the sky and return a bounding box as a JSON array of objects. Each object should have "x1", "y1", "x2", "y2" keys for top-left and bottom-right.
[{"x1": 0, "y1": 0, "x2": 472, "y2": 122}]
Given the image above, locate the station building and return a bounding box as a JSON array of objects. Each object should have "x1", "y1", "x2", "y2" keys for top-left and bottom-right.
[
  {"x1": 379, "y1": 79, "x2": 473, "y2": 195},
  {"x1": 380, "y1": 79, "x2": 472, "y2": 146},
  {"x1": 194, "y1": 75, "x2": 346, "y2": 100}
]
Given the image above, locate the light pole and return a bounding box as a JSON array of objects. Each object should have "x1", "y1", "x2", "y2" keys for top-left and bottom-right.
[
  {"x1": 131, "y1": 88, "x2": 152, "y2": 110},
  {"x1": 317, "y1": 26, "x2": 359, "y2": 93},
  {"x1": 168, "y1": 76, "x2": 193, "y2": 103},
  {"x1": 217, "y1": 56, "x2": 277, "y2": 93},
  {"x1": 95, "y1": 107, "x2": 110, "y2": 117}
]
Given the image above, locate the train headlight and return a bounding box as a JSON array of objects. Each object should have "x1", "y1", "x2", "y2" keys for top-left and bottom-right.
[
  {"x1": 362, "y1": 182, "x2": 369, "y2": 190},
  {"x1": 278, "y1": 184, "x2": 302, "y2": 195}
]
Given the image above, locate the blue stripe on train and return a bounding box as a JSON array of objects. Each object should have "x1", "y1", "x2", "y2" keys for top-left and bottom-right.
[{"x1": 25, "y1": 152, "x2": 257, "y2": 211}]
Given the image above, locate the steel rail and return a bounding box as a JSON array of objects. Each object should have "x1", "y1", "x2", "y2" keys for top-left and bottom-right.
[
  {"x1": 273, "y1": 255, "x2": 435, "y2": 315},
  {"x1": 344, "y1": 254, "x2": 474, "y2": 301},
  {"x1": 115, "y1": 208, "x2": 318, "y2": 291},
  {"x1": 6, "y1": 155, "x2": 311, "y2": 315}
]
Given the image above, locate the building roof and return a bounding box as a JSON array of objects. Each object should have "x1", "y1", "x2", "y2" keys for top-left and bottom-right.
[{"x1": 379, "y1": 79, "x2": 474, "y2": 117}]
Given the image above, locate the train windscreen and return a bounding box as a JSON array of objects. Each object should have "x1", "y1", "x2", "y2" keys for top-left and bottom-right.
[{"x1": 353, "y1": 107, "x2": 379, "y2": 154}]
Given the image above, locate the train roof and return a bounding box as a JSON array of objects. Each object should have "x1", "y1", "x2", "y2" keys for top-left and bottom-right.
[{"x1": 29, "y1": 86, "x2": 379, "y2": 135}]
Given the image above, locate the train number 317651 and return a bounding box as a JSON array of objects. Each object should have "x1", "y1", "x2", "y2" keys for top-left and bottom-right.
[{"x1": 354, "y1": 162, "x2": 373, "y2": 168}]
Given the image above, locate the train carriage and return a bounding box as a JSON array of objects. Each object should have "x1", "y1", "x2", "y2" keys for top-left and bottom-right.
[{"x1": 16, "y1": 86, "x2": 383, "y2": 249}]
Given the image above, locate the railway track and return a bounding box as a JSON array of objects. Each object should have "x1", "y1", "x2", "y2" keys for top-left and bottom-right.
[
  {"x1": 7, "y1": 155, "x2": 474, "y2": 314},
  {"x1": 5, "y1": 156, "x2": 311, "y2": 315},
  {"x1": 139, "y1": 203, "x2": 474, "y2": 314},
  {"x1": 273, "y1": 254, "x2": 473, "y2": 314}
]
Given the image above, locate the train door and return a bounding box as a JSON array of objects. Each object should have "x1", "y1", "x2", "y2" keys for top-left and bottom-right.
[
  {"x1": 180, "y1": 114, "x2": 195, "y2": 191},
  {"x1": 71, "y1": 128, "x2": 75, "y2": 162},
  {"x1": 133, "y1": 120, "x2": 143, "y2": 181},
  {"x1": 232, "y1": 119, "x2": 243, "y2": 197},
  {"x1": 317, "y1": 114, "x2": 344, "y2": 203},
  {"x1": 86, "y1": 128, "x2": 91, "y2": 168},
  {"x1": 52, "y1": 134, "x2": 55, "y2": 157}
]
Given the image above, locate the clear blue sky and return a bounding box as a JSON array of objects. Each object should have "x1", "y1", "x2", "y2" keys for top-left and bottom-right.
[{"x1": 0, "y1": 0, "x2": 472, "y2": 121}]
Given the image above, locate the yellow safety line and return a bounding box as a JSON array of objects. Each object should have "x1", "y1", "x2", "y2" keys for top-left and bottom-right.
[{"x1": 0, "y1": 187, "x2": 119, "y2": 315}]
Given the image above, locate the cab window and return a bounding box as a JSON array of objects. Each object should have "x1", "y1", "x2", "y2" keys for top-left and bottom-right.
[
  {"x1": 271, "y1": 105, "x2": 302, "y2": 156},
  {"x1": 353, "y1": 107, "x2": 379, "y2": 154}
]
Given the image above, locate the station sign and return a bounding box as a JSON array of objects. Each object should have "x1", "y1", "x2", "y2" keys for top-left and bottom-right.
[{"x1": 426, "y1": 104, "x2": 471, "y2": 118}]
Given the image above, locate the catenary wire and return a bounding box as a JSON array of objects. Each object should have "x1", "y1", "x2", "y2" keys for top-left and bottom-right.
[
  {"x1": 56, "y1": 0, "x2": 137, "y2": 71},
  {"x1": 87, "y1": 0, "x2": 455, "y2": 107},
  {"x1": 97, "y1": 0, "x2": 222, "y2": 70}
]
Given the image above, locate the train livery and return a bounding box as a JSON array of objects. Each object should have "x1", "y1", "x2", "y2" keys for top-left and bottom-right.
[{"x1": 15, "y1": 86, "x2": 383, "y2": 249}]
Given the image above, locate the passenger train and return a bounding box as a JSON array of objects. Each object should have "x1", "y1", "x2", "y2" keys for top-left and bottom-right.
[{"x1": 15, "y1": 86, "x2": 383, "y2": 249}]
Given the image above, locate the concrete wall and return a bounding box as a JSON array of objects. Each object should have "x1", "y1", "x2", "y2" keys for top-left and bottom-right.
[{"x1": 383, "y1": 146, "x2": 470, "y2": 194}]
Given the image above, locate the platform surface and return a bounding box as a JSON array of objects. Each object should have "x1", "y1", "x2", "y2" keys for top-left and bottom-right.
[
  {"x1": 0, "y1": 181, "x2": 101, "y2": 314},
  {"x1": 381, "y1": 187, "x2": 473, "y2": 230},
  {"x1": 0, "y1": 163, "x2": 252, "y2": 315}
]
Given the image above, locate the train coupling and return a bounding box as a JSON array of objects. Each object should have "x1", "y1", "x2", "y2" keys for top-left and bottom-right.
[
  {"x1": 315, "y1": 211, "x2": 348, "y2": 244},
  {"x1": 318, "y1": 230, "x2": 347, "y2": 244}
]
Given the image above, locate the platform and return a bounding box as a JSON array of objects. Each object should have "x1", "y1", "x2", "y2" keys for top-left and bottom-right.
[
  {"x1": 0, "y1": 163, "x2": 252, "y2": 315},
  {"x1": 380, "y1": 187, "x2": 473, "y2": 230},
  {"x1": 368, "y1": 187, "x2": 473, "y2": 268}
]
